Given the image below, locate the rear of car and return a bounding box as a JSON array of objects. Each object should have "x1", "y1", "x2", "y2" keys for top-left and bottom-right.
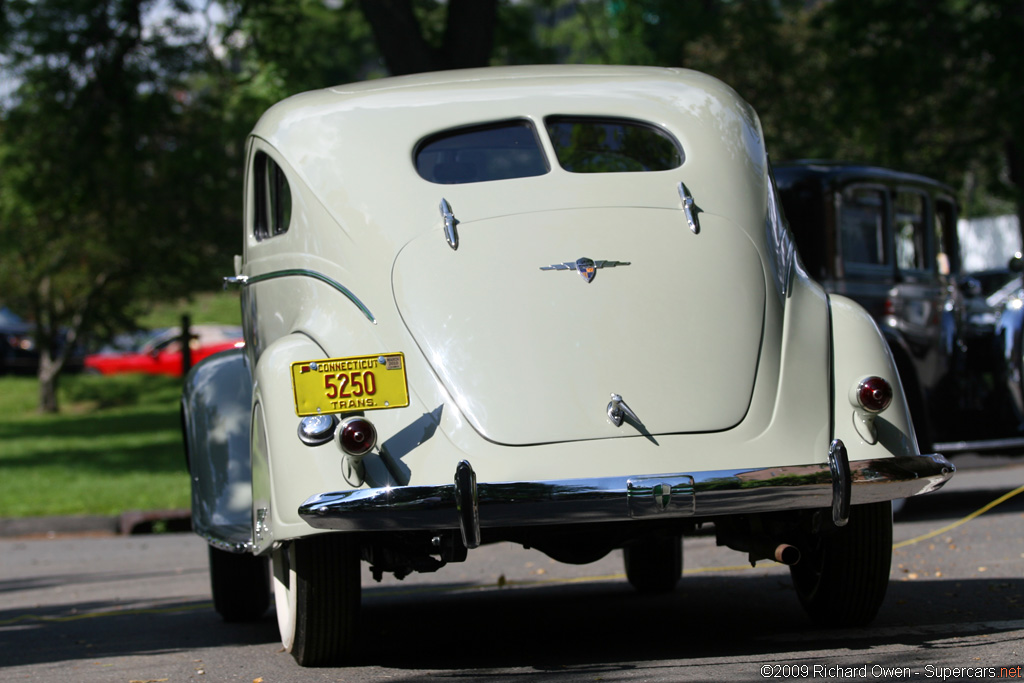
[{"x1": 182, "y1": 66, "x2": 954, "y2": 666}]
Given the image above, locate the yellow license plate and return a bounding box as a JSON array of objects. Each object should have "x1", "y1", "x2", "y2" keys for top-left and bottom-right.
[{"x1": 290, "y1": 353, "x2": 409, "y2": 416}]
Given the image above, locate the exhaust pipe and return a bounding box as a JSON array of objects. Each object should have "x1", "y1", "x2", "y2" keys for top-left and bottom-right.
[
  {"x1": 773, "y1": 543, "x2": 800, "y2": 566},
  {"x1": 746, "y1": 541, "x2": 801, "y2": 566}
]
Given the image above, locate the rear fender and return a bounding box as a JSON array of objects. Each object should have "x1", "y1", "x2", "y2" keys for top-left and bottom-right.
[
  {"x1": 830, "y1": 295, "x2": 920, "y2": 460},
  {"x1": 250, "y1": 333, "x2": 342, "y2": 552},
  {"x1": 181, "y1": 348, "x2": 254, "y2": 552}
]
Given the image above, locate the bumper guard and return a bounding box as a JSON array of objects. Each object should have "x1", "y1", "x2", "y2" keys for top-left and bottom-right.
[{"x1": 298, "y1": 443, "x2": 954, "y2": 544}]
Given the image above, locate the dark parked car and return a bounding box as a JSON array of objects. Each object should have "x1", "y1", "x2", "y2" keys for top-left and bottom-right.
[
  {"x1": 0, "y1": 307, "x2": 36, "y2": 374},
  {"x1": 974, "y1": 254, "x2": 1024, "y2": 447},
  {"x1": 775, "y1": 161, "x2": 963, "y2": 452},
  {"x1": 0, "y1": 306, "x2": 84, "y2": 375},
  {"x1": 777, "y1": 161, "x2": 1024, "y2": 453}
]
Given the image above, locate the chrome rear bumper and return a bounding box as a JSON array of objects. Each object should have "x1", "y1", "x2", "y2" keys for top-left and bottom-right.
[{"x1": 298, "y1": 447, "x2": 954, "y2": 545}]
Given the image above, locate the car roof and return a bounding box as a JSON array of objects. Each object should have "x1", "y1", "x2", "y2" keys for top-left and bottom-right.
[
  {"x1": 248, "y1": 65, "x2": 771, "y2": 250},
  {"x1": 774, "y1": 160, "x2": 956, "y2": 196},
  {"x1": 253, "y1": 65, "x2": 739, "y2": 133}
]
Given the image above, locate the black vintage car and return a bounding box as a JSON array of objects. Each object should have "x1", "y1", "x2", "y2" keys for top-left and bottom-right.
[
  {"x1": 0, "y1": 306, "x2": 85, "y2": 375},
  {"x1": 0, "y1": 307, "x2": 39, "y2": 374},
  {"x1": 775, "y1": 162, "x2": 982, "y2": 452}
]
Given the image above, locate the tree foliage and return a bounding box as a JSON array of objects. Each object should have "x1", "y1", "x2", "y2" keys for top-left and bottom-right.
[
  {"x1": 0, "y1": 0, "x2": 236, "y2": 410},
  {"x1": 2, "y1": 0, "x2": 1023, "y2": 411},
  {"x1": 549, "y1": 0, "x2": 1024, "y2": 221}
]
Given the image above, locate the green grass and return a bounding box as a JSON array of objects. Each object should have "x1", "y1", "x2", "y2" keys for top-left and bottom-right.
[
  {"x1": 0, "y1": 289, "x2": 242, "y2": 518},
  {"x1": 0, "y1": 374, "x2": 191, "y2": 517},
  {"x1": 138, "y1": 289, "x2": 242, "y2": 329}
]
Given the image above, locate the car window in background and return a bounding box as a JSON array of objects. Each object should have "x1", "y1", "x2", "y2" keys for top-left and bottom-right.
[
  {"x1": 544, "y1": 116, "x2": 683, "y2": 173},
  {"x1": 0, "y1": 307, "x2": 24, "y2": 326},
  {"x1": 934, "y1": 197, "x2": 958, "y2": 276},
  {"x1": 416, "y1": 120, "x2": 549, "y2": 184},
  {"x1": 839, "y1": 186, "x2": 888, "y2": 267},
  {"x1": 894, "y1": 190, "x2": 928, "y2": 272}
]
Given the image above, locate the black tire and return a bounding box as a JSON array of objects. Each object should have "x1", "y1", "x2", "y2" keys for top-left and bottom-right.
[
  {"x1": 273, "y1": 534, "x2": 361, "y2": 667},
  {"x1": 790, "y1": 501, "x2": 892, "y2": 627},
  {"x1": 208, "y1": 545, "x2": 270, "y2": 622},
  {"x1": 623, "y1": 534, "x2": 683, "y2": 594}
]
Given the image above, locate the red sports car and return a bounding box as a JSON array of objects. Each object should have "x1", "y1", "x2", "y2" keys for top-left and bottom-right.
[{"x1": 85, "y1": 325, "x2": 244, "y2": 377}]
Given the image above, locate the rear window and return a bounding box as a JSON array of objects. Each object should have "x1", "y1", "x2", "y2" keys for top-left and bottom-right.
[
  {"x1": 416, "y1": 120, "x2": 549, "y2": 185},
  {"x1": 545, "y1": 116, "x2": 683, "y2": 173}
]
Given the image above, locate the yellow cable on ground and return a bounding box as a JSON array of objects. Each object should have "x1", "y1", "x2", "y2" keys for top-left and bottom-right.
[{"x1": 892, "y1": 482, "x2": 1024, "y2": 550}]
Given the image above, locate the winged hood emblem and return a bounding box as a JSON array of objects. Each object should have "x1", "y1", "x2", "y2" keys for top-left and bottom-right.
[{"x1": 540, "y1": 257, "x2": 630, "y2": 283}]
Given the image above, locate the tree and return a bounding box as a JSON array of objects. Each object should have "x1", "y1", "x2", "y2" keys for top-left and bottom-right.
[
  {"x1": 358, "y1": 0, "x2": 498, "y2": 75},
  {"x1": 540, "y1": 0, "x2": 1024, "y2": 236},
  {"x1": 0, "y1": 0, "x2": 236, "y2": 411},
  {"x1": 801, "y1": 0, "x2": 1024, "y2": 236}
]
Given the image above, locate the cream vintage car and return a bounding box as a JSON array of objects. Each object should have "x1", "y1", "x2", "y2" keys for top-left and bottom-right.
[{"x1": 181, "y1": 65, "x2": 955, "y2": 666}]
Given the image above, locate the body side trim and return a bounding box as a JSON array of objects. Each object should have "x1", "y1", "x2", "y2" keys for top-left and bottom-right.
[{"x1": 227, "y1": 269, "x2": 376, "y2": 323}]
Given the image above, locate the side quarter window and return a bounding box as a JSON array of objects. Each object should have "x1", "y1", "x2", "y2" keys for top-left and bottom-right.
[
  {"x1": 894, "y1": 190, "x2": 928, "y2": 273},
  {"x1": 838, "y1": 185, "x2": 888, "y2": 268},
  {"x1": 253, "y1": 151, "x2": 292, "y2": 240}
]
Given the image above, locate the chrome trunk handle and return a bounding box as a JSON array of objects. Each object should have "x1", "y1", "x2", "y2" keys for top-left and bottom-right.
[{"x1": 607, "y1": 393, "x2": 640, "y2": 427}]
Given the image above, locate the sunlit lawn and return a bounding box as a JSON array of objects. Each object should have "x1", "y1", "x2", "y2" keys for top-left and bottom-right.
[
  {"x1": 0, "y1": 370, "x2": 191, "y2": 518},
  {"x1": 0, "y1": 290, "x2": 242, "y2": 518}
]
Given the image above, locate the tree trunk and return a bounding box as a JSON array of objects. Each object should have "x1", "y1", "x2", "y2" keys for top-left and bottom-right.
[
  {"x1": 359, "y1": 0, "x2": 438, "y2": 75},
  {"x1": 37, "y1": 350, "x2": 61, "y2": 414},
  {"x1": 358, "y1": 0, "x2": 497, "y2": 76}
]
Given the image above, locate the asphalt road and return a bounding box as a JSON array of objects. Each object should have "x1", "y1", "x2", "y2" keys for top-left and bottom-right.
[{"x1": 1, "y1": 455, "x2": 1022, "y2": 682}]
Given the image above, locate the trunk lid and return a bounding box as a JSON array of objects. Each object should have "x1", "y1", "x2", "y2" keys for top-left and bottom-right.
[{"x1": 392, "y1": 207, "x2": 766, "y2": 445}]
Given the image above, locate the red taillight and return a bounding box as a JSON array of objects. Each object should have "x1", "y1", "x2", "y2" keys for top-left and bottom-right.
[
  {"x1": 337, "y1": 416, "x2": 377, "y2": 456},
  {"x1": 856, "y1": 376, "x2": 893, "y2": 413}
]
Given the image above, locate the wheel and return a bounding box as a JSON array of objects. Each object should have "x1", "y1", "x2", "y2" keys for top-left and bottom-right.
[
  {"x1": 623, "y1": 534, "x2": 683, "y2": 594},
  {"x1": 790, "y1": 501, "x2": 892, "y2": 627},
  {"x1": 208, "y1": 545, "x2": 270, "y2": 622},
  {"x1": 272, "y1": 534, "x2": 361, "y2": 667}
]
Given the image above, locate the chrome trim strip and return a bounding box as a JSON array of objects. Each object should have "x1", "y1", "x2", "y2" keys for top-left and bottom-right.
[
  {"x1": 194, "y1": 525, "x2": 253, "y2": 554},
  {"x1": 298, "y1": 453, "x2": 954, "y2": 533},
  {"x1": 225, "y1": 269, "x2": 375, "y2": 324},
  {"x1": 933, "y1": 436, "x2": 1024, "y2": 453}
]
